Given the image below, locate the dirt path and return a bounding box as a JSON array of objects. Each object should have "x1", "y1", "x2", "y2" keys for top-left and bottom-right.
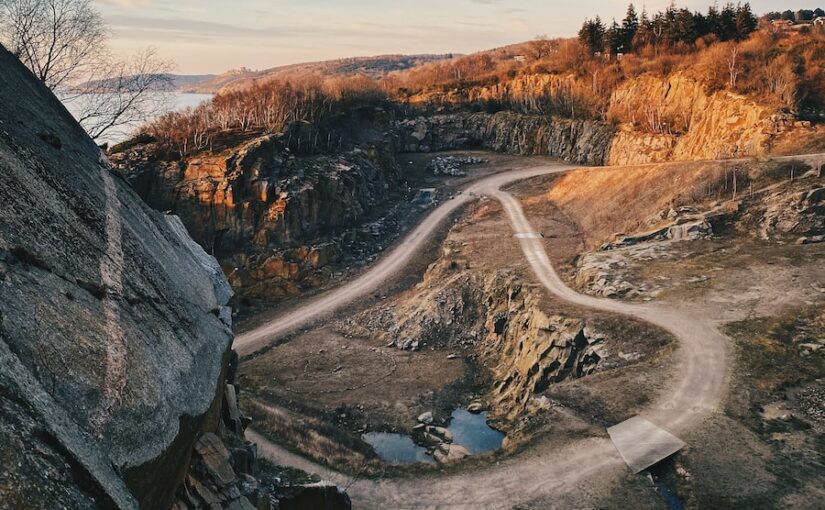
[
  {"x1": 241, "y1": 163, "x2": 733, "y2": 508},
  {"x1": 235, "y1": 152, "x2": 825, "y2": 356},
  {"x1": 234, "y1": 164, "x2": 578, "y2": 356}
]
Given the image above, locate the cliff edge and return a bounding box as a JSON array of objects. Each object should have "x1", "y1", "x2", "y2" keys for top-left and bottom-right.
[{"x1": 0, "y1": 45, "x2": 233, "y2": 508}]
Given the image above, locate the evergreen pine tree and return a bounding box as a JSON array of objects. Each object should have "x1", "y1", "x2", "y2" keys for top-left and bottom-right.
[
  {"x1": 578, "y1": 17, "x2": 607, "y2": 54},
  {"x1": 621, "y1": 3, "x2": 640, "y2": 51},
  {"x1": 734, "y1": 3, "x2": 758, "y2": 40}
]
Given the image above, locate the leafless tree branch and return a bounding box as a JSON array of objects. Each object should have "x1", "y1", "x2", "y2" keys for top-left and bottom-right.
[{"x1": 2, "y1": 0, "x2": 177, "y2": 141}]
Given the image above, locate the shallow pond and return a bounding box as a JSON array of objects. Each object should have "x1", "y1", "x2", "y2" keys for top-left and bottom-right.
[
  {"x1": 363, "y1": 408, "x2": 505, "y2": 464},
  {"x1": 361, "y1": 432, "x2": 434, "y2": 464},
  {"x1": 447, "y1": 408, "x2": 505, "y2": 454}
]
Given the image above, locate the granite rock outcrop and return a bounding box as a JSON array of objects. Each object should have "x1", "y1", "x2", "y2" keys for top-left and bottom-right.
[
  {"x1": 111, "y1": 134, "x2": 402, "y2": 301},
  {"x1": 397, "y1": 112, "x2": 614, "y2": 166},
  {"x1": 0, "y1": 45, "x2": 234, "y2": 508}
]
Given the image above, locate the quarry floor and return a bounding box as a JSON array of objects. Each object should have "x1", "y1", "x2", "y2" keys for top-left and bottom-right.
[{"x1": 237, "y1": 153, "x2": 825, "y2": 509}]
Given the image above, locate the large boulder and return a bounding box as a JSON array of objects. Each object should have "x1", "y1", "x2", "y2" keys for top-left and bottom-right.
[
  {"x1": 0, "y1": 45, "x2": 233, "y2": 508},
  {"x1": 278, "y1": 483, "x2": 352, "y2": 510}
]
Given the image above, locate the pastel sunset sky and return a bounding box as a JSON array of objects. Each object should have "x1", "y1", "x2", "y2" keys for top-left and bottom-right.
[{"x1": 96, "y1": 1, "x2": 816, "y2": 74}]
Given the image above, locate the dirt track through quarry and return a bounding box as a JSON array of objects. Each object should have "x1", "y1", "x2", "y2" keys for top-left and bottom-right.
[{"x1": 235, "y1": 162, "x2": 738, "y2": 508}]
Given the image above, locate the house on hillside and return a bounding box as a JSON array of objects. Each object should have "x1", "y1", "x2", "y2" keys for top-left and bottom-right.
[
  {"x1": 814, "y1": 16, "x2": 825, "y2": 26},
  {"x1": 513, "y1": 55, "x2": 526, "y2": 63},
  {"x1": 772, "y1": 19, "x2": 794, "y2": 30}
]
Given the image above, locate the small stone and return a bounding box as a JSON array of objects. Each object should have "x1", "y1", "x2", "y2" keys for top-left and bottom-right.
[
  {"x1": 417, "y1": 411, "x2": 434, "y2": 424},
  {"x1": 433, "y1": 444, "x2": 471, "y2": 463},
  {"x1": 467, "y1": 402, "x2": 484, "y2": 414},
  {"x1": 427, "y1": 426, "x2": 454, "y2": 442}
]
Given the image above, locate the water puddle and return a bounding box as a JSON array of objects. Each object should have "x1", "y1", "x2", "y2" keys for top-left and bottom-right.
[
  {"x1": 363, "y1": 407, "x2": 505, "y2": 464},
  {"x1": 361, "y1": 432, "x2": 434, "y2": 464},
  {"x1": 446, "y1": 408, "x2": 504, "y2": 454},
  {"x1": 653, "y1": 478, "x2": 685, "y2": 510}
]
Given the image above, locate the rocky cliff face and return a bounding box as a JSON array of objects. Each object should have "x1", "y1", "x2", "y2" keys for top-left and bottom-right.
[
  {"x1": 0, "y1": 46, "x2": 233, "y2": 508},
  {"x1": 397, "y1": 112, "x2": 614, "y2": 166},
  {"x1": 398, "y1": 72, "x2": 816, "y2": 166},
  {"x1": 350, "y1": 246, "x2": 605, "y2": 425},
  {"x1": 606, "y1": 72, "x2": 813, "y2": 164},
  {"x1": 111, "y1": 133, "x2": 402, "y2": 301}
]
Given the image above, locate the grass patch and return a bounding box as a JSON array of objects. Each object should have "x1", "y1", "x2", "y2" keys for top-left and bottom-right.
[{"x1": 245, "y1": 398, "x2": 381, "y2": 475}]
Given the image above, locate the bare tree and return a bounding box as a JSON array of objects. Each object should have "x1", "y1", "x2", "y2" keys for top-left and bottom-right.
[
  {"x1": 528, "y1": 36, "x2": 555, "y2": 60},
  {"x1": 69, "y1": 48, "x2": 175, "y2": 142},
  {"x1": 584, "y1": 59, "x2": 601, "y2": 94},
  {"x1": 728, "y1": 46, "x2": 740, "y2": 89},
  {"x1": 1, "y1": 0, "x2": 176, "y2": 142},
  {"x1": 0, "y1": 0, "x2": 106, "y2": 90}
]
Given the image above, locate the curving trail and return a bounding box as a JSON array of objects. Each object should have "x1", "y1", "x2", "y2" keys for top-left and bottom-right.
[
  {"x1": 234, "y1": 165, "x2": 579, "y2": 356},
  {"x1": 241, "y1": 163, "x2": 730, "y2": 509}
]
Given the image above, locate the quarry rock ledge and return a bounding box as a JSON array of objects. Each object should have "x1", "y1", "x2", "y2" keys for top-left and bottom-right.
[
  {"x1": 110, "y1": 126, "x2": 403, "y2": 302},
  {"x1": 0, "y1": 45, "x2": 233, "y2": 508},
  {"x1": 397, "y1": 112, "x2": 615, "y2": 166}
]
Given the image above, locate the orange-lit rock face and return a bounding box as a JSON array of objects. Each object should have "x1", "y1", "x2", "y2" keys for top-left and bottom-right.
[
  {"x1": 112, "y1": 133, "x2": 400, "y2": 300},
  {"x1": 606, "y1": 72, "x2": 813, "y2": 164},
  {"x1": 401, "y1": 71, "x2": 814, "y2": 167}
]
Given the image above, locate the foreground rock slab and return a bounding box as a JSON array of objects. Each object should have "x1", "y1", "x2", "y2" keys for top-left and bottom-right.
[{"x1": 0, "y1": 45, "x2": 233, "y2": 508}]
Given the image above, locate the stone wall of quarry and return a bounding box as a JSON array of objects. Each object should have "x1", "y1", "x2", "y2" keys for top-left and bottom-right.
[
  {"x1": 110, "y1": 72, "x2": 818, "y2": 304},
  {"x1": 348, "y1": 250, "x2": 606, "y2": 427},
  {"x1": 397, "y1": 72, "x2": 817, "y2": 166},
  {"x1": 397, "y1": 111, "x2": 614, "y2": 166},
  {"x1": 112, "y1": 134, "x2": 402, "y2": 300}
]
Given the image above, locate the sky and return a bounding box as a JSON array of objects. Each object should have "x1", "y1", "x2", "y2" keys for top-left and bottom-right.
[{"x1": 96, "y1": 0, "x2": 818, "y2": 75}]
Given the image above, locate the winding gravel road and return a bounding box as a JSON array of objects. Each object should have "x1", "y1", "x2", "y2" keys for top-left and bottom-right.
[
  {"x1": 235, "y1": 164, "x2": 578, "y2": 356},
  {"x1": 239, "y1": 163, "x2": 732, "y2": 508}
]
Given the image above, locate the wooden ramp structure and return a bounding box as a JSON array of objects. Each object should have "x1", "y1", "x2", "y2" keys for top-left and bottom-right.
[{"x1": 607, "y1": 417, "x2": 686, "y2": 473}]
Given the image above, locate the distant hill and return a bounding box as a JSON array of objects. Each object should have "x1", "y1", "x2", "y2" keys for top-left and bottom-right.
[
  {"x1": 69, "y1": 73, "x2": 215, "y2": 93},
  {"x1": 180, "y1": 54, "x2": 455, "y2": 93},
  {"x1": 70, "y1": 55, "x2": 455, "y2": 95},
  {"x1": 168, "y1": 74, "x2": 216, "y2": 89}
]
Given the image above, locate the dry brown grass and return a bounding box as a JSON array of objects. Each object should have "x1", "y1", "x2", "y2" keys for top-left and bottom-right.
[
  {"x1": 246, "y1": 398, "x2": 382, "y2": 473},
  {"x1": 522, "y1": 157, "x2": 817, "y2": 249},
  {"x1": 771, "y1": 128, "x2": 825, "y2": 156},
  {"x1": 525, "y1": 161, "x2": 741, "y2": 247},
  {"x1": 387, "y1": 30, "x2": 825, "y2": 121}
]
